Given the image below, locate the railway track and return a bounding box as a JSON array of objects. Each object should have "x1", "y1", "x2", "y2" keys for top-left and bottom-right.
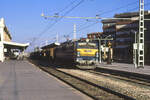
[
  {"x1": 29, "y1": 60, "x2": 150, "y2": 100},
  {"x1": 94, "y1": 67, "x2": 150, "y2": 85},
  {"x1": 41, "y1": 67, "x2": 130, "y2": 100},
  {"x1": 85, "y1": 68, "x2": 150, "y2": 87}
]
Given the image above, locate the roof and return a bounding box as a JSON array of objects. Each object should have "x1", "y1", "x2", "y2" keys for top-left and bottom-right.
[
  {"x1": 114, "y1": 10, "x2": 150, "y2": 18},
  {"x1": 101, "y1": 19, "x2": 118, "y2": 23},
  {"x1": 102, "y1": 10, "x2": 150, "y2": 23},
  {"x1": 87, "y1": 32, "x2": 103, "y2": 35},
  {"x1": 3, "y1": 41, "x2": 29, "y2": 49},
  {"x1": 41, "y1": 42, "x2": 60, "y2": 49}
]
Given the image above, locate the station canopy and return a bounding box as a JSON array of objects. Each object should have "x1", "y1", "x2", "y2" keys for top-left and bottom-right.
[{"x1": 3, "y1": 41, "x2": 29, "y2": 50}]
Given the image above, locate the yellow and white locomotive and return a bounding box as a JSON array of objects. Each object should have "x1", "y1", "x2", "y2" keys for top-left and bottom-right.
[
  {"x1": 40, "y1": 39, "x2": 99, "y2": 69},
  {"x1": 75, "y1": 40, "x2": 99, "y2": 68}
]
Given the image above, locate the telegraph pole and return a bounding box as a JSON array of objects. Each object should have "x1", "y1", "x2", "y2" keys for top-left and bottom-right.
[
  {"x1": 56, "y1": 33, "x2": 59, "y2": 43},
  {"x1": 73, "y1": 24, "x2": 76, "y2": 41}
]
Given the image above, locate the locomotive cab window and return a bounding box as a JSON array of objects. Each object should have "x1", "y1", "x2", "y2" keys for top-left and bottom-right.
[{"x1": 77, "y1": 42, "x2": 98, "y2": 49}]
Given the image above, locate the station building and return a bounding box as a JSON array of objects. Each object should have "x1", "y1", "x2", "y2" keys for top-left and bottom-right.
[
  {"x1": 0, "y1": 18, "x2": 29, "y2": 62},
  {"x1": 101, "y1": 11, "x2": 150, "y2": 64}
]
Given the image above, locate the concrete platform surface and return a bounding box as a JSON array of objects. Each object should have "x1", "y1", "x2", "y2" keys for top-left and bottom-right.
[
  {"x1": 0, "y1": 60, "x2": 91, "y2": 100},
  {"x1": 98, "y1": 62, "x2": 150, "y2": 75}
]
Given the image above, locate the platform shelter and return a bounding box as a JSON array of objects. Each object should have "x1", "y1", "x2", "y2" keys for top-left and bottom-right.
[{"x1": 0, "y1": 18, "x2": 29, "y2": 62}]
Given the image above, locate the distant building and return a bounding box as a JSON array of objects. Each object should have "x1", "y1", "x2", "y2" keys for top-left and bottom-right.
[
  {"x1": 87, "y1": 32, "x2": 103, "y2": 39},
  {"x1": 79, "y1": 38, "x2": 87, "y2": 41},
  {"x1": 102, "y1": 11, "x2": 150, "y2": 64}
]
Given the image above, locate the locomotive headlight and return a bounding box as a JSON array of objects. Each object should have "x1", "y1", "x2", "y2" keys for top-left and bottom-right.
[
  {"x1": 96, "y1": 52, "x2": 99, "y2": 57},
  {"x1": 77, "y1": 51, "x2": 80, "y2": 57}
]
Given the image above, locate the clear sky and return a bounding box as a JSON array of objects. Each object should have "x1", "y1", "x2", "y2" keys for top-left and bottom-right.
[{"x1": 0, "y1": 0, "x2": 150, "y2": 51}]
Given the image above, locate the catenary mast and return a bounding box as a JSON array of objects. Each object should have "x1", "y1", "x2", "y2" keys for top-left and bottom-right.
[{"x1": 137, "y1": 0, "x2": 144, "y2": 67}]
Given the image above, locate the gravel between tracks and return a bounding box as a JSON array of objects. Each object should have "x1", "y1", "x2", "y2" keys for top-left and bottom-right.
[
  {"x1": 58, "y1": 68, "x2": 150, "y2": 100},
  {"x1": 29, "y1": 59, "x2": 150, "y2": 100}
]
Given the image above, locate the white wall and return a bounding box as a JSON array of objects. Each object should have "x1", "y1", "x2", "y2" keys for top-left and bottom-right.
[{"x1": 0, "y1": 18, "x2": 5, "y2": 62}]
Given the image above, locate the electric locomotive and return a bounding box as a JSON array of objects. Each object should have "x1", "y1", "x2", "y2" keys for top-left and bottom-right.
[
  {"x1": 76, "y1": 40, "x2": 99, "y2": 68},
  {"x1": 53, "y1": 39, "x2": 99, "y2": 69}
]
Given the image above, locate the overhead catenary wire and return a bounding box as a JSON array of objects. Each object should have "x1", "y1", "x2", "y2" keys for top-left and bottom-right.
[
  {"x1": 35, "y1": 0, "x2": 150, "y2": 45},
  {"x1": 30, "y1": 0, "x2": 85, "y2": 47},
  {"x1": 39, "y1": 0, "x2": 84, "y2": 36},
  {"x1": 41, "y1": 15, "x2": 140, "y2": 40},
  {"x1": 58, "y1": 0, "x2": 77, "y2": 13},
  {"x1": 127, "y1": 2, "x2": 150, "y2": 12},
  {"x1": 39, "y1": 0, "x2": 140, "y2": 43},
  {"x1": 96, "y1": 0, "x2": 139, "y2": 16},
  {"x1": 67, "y1": 1, "x2": 150, "y2": 39},
  {"x1": 64, "y1": 1, "x2": 141, "y2": 39},
  {"x1": 41, "y1": 1, "x2": 149, "y2": 41}
]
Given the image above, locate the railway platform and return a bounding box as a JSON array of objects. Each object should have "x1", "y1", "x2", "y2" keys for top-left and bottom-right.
[
  {"x1": 0, "y1": 60, "x2": 91, "y2": 100},
  {"x1": 98, "y1": 62, "x2": 150, "y2": 75}
]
